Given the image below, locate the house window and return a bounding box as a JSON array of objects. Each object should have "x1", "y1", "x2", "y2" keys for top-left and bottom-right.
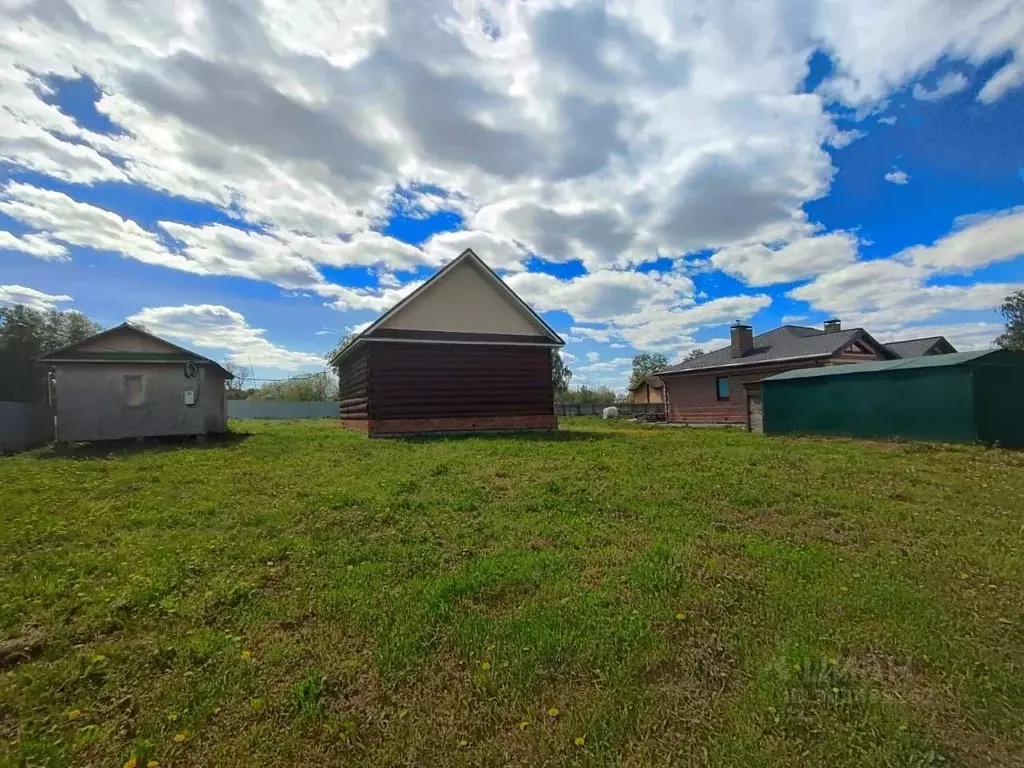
[
  {"x1": 124, "y1": 375, "x2": 144, "y2": 407},
  {"x1": 716, "y1": 376, "x2": 729, "y2": 401}
]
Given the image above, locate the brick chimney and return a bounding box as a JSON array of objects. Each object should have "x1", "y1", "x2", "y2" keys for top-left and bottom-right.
[
  {"x1": 824, "y1": 319, "x2": 841, "y2": 333},
  {"x1": 730, "y1": 323, "x2": 753, "y2": 358}
]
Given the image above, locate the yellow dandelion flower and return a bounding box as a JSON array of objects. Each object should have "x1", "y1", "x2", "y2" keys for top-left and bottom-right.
[
  {"x1": 518, "y1": 719, "x2": 530, "y2": 730},
  {"x1": 481, "y1": 661, "x2": 491, "y2": 671},
  {"x1": 574, "y1": 736, "x2": 586, "y2": 746},
  {"x1": 547, "y1": 707, "x2": 561, "y2": 718},
  {"x1": 241, "y1": 649, "x2": 253, "y2": 660},
  {"x1": 123, "y1": 757, "x2": 138, "y2": 768},
  {"x1": 792, "y1": 664, "x2": 801, "y2": 672},
  {"x1": 147, "y1": 762, "x2": 161, "y2": 768},
  {"x1": 675, "y1": 612, "x2": 686, "y2": 621},
  {"x1": 67, "y1": 709, "x2": 82, "y2": 720},
  {"x1": 457, "y1": 739, "x2": 468, "y2": 748},
  {"x1": 173, "y1": 731, "x2": 190, "y2": 743}
]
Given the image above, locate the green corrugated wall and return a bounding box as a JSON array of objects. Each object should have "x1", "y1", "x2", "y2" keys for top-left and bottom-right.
[
  {"x1": 973, "y1": 365, "x2": 1024, "y2": 448},
  {"x1": 764, "y1": 367, "x2": 979, "y2": 443}
]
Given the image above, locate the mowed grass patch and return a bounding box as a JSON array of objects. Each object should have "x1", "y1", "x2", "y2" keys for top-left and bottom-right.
[{"x1": 1, "y1": 418, "x2": 1023, "y2": 767}]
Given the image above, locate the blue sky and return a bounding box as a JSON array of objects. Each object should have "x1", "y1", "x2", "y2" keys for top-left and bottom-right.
[{"x1": 1, "y1": 0, "x2": 1023, "y2": 389}]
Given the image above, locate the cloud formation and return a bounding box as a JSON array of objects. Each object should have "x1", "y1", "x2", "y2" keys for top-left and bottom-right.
[
  {"x1": 0, "y1": 0, "x2": 1020, "y2": 360},
  {"x1": 127, "y1": 304, "x2": 326, "y2": 370},
  {"x1": 0, "y1": 284, "x2": 74, "y2": 312}
]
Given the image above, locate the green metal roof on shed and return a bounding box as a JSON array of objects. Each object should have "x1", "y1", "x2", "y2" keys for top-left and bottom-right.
[{"x1": 764, "y1": 349, "x2": 1006, "y2": 382}]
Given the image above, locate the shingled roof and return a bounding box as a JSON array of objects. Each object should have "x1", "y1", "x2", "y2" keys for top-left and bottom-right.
[
  {"x1": 658, "y1": 325, "x2": 892, "y2": 375},
  {"x1": 884, "y1": 336, "x2": 957, "y2": 358}
]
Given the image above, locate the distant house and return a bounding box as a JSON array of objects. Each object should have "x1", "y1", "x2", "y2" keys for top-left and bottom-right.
[
  {"x1": 883, "y1": 336, "x2": 958, "y2": 358},
  {"x1": 40, "y1": 323, "x2": 233, "y2": 443},
  {"x1": 657, "y1": 320, "x2": 956, "y2": 426},
  {"x1": 331, "y1": 249, "x2": 565, "y2": 437},
  {"x1": 628, "y1": 375, "x2": 664, "y2": 404}
]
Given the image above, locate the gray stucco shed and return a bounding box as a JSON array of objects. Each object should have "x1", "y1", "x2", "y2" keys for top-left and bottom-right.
[{"x1": 40, "y1": 324, "x2": 232, "y2": 443}]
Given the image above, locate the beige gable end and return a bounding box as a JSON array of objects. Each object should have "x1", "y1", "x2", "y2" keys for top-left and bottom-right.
[
  {"x1": 74, "y1": 327, "x2": 183, "y2": 354},
  {"x1": 379, "y1": 258, "x2": 545, "y2": 336}
]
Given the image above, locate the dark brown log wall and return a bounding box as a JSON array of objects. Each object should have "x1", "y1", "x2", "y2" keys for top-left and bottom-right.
[
  {"x1": 369, "y1": 342, "x2": 554, "y2": 420},
  {"x1": 338, "y1": 344, "x2": 370, "y2": 420}
]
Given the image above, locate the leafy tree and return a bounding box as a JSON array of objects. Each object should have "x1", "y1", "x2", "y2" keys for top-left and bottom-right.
[
  {"x1": 222, "y1": 361, "x2": 252, "y2": 391},
  {"x1": 327, "y1": 333, "x2": 357, "y2": 368},
  {"x1": 629, "y1": 352, "x2": 669, "y2": 388},
  {"x1": 683, "y1": 348, "x2": 707, "y2": 362},
  {"x1": 0, "y1": 305, "x2": 102, "y2": 401},
  {"x1": 996, "y1": 290, "x2": 1024, "y2": 351},
  {"x1": 250, "y1": 372, "x2": 338, "y2": 402},
  {"x1": 552, "y1": 350, "x2": 573, "y2": 393},
  {"x1": 557, "y1": 385, "x2": 621, "y2": 404}
]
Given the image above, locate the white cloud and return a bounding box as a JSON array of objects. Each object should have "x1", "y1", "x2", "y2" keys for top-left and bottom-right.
[
  {"x1": 789, "y1": 207, "x2": 1024, "y2": 329},
  {"x1": 878, "y1": 116, "x2": 898, "y2": 125},
  {"x1": 913, "y1": 72, "x2": 969, "y2": 101},
  {"x1": 816, "y1": 1, "x2": 1024, "y2": 105},
  {"x1": 320, "y1": 280, "x2": 423, "y2": 312},
  {"x1": 570, "y1": 326, "x2": 618, "y2": 344},
  {"x1": 0, "y1": 183, "x2": 183, "y2": 269},
  {"x1": 828, "y1": 128, "x2": 866, "y2": 149},
  {"x1": 885, "y1": 170, "x2": 910, "y2": 185},
  {"x1": 577, "y1": 356, "x2": 633, "y2": 374},
  {"x1": 979, "y1": 60, "x2": 1024, "y2": 104},
  {"x1": 901, "y1": 207, "x2": 1024, "y2": 274},
  {"x1": 614, "y1": 294, "x2": 774, "y2": 351},
  {"x1": 505, "y1": 269, "x2": 694, "y2": 323},
  {"x1": 127, "y1": 304, "x2": 325, "y2": 370},
  {"x1": 423, "y1": 230, "x2": 529, "y2": 271},
  {"x1": 0, "y1": 230, "x2": 69, "y2": 260},
  {"x1": 559, "y1": 351, "x2": 576, "y2": 362},
  {"x1": 0, "y1": 284, "x2": 73, "y2": 311},
  {"x1": 711, "y1": 233, "x2": 859, "y2": 287},
  {"x1": 585, "y1": 351, "x2": 601, "y2": 363}
]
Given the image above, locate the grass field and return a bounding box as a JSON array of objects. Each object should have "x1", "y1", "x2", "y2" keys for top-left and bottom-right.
[{"x1": 2, "y1": 419, "x2": 1023, "y2": 767}]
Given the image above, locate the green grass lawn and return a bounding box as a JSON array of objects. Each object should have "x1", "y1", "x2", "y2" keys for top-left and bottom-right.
[{"x1": 2, "y1": 419, "x2": 1024, "y2": 767}]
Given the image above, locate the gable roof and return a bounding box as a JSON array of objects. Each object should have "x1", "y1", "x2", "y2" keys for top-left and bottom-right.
[
  {"x1": 658, "y1": 325, "x2": 893, "y2": 376},
  {"x1": 629, "y1": 375, "x2": 664, "y2": 392},
  {"x1": 884, "y1": 336, "x2": 957, "y2": 358},
  {"x1": 764, "y1": 349, "x2": 1007, "y2": 382},
  {"x1": 330, "y1": 248, "x2": 564, "y2": 367},
  {"x1": 40, "y1": 323, "x2": 233, "y2": 378}
]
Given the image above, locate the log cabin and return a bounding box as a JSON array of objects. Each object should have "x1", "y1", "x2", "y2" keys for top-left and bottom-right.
[{"x1": 330, "y1": 248, "x2": 564, "y2": 437}]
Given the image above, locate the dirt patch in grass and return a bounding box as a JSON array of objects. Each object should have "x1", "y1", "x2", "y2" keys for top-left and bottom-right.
[{"x1": 0, "y1": 628, "x2": 47, "y2": 670}]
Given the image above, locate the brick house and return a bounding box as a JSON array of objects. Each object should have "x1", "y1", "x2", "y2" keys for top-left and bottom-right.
[{"x1": 657, "y1": 321, "x2": 956, "y2": 426}]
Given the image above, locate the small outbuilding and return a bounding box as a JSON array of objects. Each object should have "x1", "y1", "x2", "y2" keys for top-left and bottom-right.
[
  {"x1": 40, "y1": 323, "x2": 233, "y2": 443},
  {"x1": 331, "y1": 248, "x2": 565, "y2": 437},
  {"x1": 760, "y1": 349, "x2": 1024, "y2": 447}
]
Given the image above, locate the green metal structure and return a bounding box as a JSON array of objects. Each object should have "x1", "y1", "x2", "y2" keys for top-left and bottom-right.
[{"x1": 762, "y1": 350, "x2": 1024, "y2": 447}]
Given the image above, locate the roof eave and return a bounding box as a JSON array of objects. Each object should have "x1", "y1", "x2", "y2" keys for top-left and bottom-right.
[{"x1": 658, "y1": 352, "x2": 834, "y2": 377}]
